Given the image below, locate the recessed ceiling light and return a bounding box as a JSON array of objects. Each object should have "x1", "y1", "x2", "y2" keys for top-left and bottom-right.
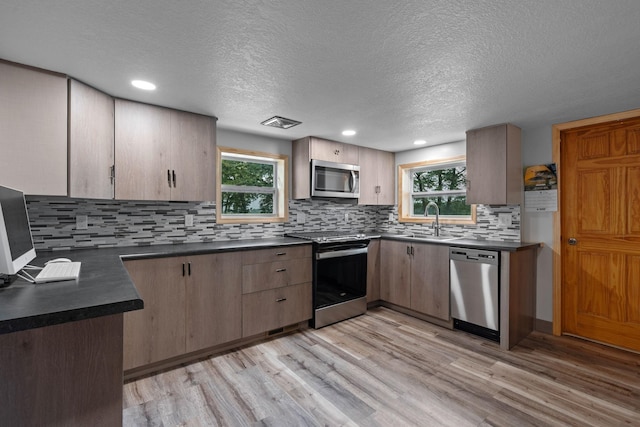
[
  {"x1": 342, "y1": 130, "x2": 356, "y2": 136},
  {"x1": 413, "y1": 139, "x2": 427, "y2": 145},
  {"x1": 131, "y1": 80, "x2": 156, "y2": 91}
]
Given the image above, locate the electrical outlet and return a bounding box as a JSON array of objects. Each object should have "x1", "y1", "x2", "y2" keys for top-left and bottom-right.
[
  {"x1": 184, "y1": 214, "x2": 194, "y2": 227},
  {"x1": 388, "y1": 213, "x2": 394, "y2": 223},
  {"x1": 76, "y1": 215, "x2": 88, "y2": 230},
  {"x1": 498, "y1": 213, "x2": 512, "y2": 227},
  {"x1": 344, "y1": 213, "x2": 349, "y2": 222},
  {"x1": 297, "y1": 212, "x2": 306, "y2": 224}
]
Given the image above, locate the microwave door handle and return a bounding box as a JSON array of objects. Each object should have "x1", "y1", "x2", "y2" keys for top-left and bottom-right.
[{"x1": 350, "y1": 171, "x2": 356, "y2": 192}]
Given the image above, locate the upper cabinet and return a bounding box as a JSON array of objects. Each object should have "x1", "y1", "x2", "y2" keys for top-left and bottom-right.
[
  {"x1": 114, "y1": 99, "x2": 216, "y2": 201},
  {"x1": 358, "y1": 146, "x2": 395, "y2": 205},
  {"x1": 292, "y1": 136, "x2": 360, "y2": 199},
  {"x1": 308, "y1": 137, "x2": 359, "y2": 164},
  {"x1": 466, "y1": 123, "x2": 522, "y2": 205},
  {"x1": 69, "y1": 79, "x2": 115, "y2": 199},
  {"x1": 0, "y1": 61, "x2": 67, "y2": 195}
]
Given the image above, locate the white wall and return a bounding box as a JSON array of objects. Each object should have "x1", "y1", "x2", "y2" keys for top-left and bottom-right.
[{"x1": 521, "y1": 126, "x2": 555, "y2": 322}]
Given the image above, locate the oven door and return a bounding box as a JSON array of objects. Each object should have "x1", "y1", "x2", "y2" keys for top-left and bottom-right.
[{"x1": 314, "y1": 242, "x2": 368, "y2": 309}]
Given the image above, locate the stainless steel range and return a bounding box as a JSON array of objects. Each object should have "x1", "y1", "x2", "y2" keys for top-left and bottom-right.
[{"x1": 287, "y1": 231, "x2": 369, "y2": 328}]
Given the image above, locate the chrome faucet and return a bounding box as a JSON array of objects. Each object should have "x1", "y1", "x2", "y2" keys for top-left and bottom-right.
[{"x1": 424, "y1": 201, "x2": 440, "y2": 236}]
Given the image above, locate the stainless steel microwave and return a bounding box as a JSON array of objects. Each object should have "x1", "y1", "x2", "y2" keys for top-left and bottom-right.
[{"x1": 311, "y1": 159, "x2": 360, "y2": 198}]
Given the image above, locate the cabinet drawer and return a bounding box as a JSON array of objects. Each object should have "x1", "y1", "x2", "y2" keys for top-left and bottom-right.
[
  {"x1": 241, "y1": 245, "x2": 311, "y2": 264},
  {"x1": 242, "y1": 283, "x2": 312, "y2": 337},
  {"x1": 242, "y1": 259, "x2": 312, "y2": 294}
]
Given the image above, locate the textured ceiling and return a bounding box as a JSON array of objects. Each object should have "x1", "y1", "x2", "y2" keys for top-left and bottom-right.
[{"x1": 1, "y1": 1, "x2": 640, "y2": 151}]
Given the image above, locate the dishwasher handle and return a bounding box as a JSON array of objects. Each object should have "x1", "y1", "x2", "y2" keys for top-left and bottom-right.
[{"x1": 450, "y1": 247, "x2": 499, "y2": 265}]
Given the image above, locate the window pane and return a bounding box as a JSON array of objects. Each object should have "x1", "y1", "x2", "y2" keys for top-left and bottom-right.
[
  {"x1": 221, "y1": 159, "x2": 274, "y2": 188},
  {"x1": 221, "y1": 192, "x2": 274, "y2": 214},
  {"x1": 412, "y1": 166, "x2": 466, "y2": 192},
  {"x1": 413, "y1": 196, "x2": 471, "y2": 216}
]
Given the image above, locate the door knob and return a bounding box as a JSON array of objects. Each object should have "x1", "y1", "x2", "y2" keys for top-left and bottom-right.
[{"x1": 568, "y1": 238, "x2": 578, "y2": 245}]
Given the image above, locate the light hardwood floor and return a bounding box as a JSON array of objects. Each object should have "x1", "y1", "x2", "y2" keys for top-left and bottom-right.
[{"x1": 123, "y1": 307, "x2": 640, "y2": 426}]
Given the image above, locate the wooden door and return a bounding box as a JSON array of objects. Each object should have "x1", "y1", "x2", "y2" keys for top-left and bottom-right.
[
  {"x1": 123, "y1": 257, "x2": 186, "y2": 370},
  {"x1": 186, "y1": 253, "x2": 242, "y2": 352},
  {"x1": 170, "y1": 111, "x2": 216, "y2": 201},
  {"x1": 410, "y1": 243, "x2": 450, "y2": 320},
  {"x1": 357, "y1": 146, "x2": 379, "y2": 205},
  {"x1": 380, "y1": 240, "x2": 411, "y2": 307},
  {"x1": 561, "y1": 117, "x2": 640, "y2": 351},
  {"x1": 115, "y1": 99, "x2": 171, "y2": 200},
  {"x1": 69, "y1": 79, "x2": 114, "y2": 199},
  {"x1": 377, "y1": 150, "x2": 396, "y2": 205},
  {"x1": 0, "y1": 61, "x2": 67, "y2": 195}
]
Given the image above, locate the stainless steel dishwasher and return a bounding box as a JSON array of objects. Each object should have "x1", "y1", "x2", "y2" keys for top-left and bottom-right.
[{"x1": 449, "y1": 247, "x2": 500, "y2": 342}]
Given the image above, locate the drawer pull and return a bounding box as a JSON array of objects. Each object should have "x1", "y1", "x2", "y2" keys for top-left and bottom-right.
[
  {"x1": 276, "y1": 268, "x2": 287, "y2": 272},
  {"x1": 276, "y1": 252, "x2": 287, "y2": 256},
  {"x1": 276, "y1": 298, "x2": 287, "y2": 302}
]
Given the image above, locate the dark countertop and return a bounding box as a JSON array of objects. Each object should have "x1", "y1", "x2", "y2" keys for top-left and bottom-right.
[
  {"x1": 0, "y1": 237, "x2": 310, "y2": 335},
  {"x1": 379, "y1": 233, "x2": 542, "y2": 252}
]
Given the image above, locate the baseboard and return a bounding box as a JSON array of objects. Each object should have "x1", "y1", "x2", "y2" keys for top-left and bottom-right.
[{"x1": 535, "y1": 318, "x2": 553, "y2": 334}]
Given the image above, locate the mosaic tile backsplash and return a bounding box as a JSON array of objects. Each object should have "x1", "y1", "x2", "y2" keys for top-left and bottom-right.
[{"x1": 25, "y1": 197, "x2": 521, "y2": 252}]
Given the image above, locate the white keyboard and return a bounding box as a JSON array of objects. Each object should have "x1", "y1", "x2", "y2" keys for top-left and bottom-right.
[{"x1": 34, "y1": 262, "x2": 81, "y2": 283}]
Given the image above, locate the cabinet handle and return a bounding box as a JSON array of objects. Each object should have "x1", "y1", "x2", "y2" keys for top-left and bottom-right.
[
  {"x1": 276, "y1": 252, "x2": 286, "y2": 256},
  {"x1": 182, "y1": 263, "x2": 186, "y2": 277},
  {"x1": 188, "y1": 262, "x2": 192, "y2": 276},
  {"x1": 410, "y1": 246, "x2": 414, "y2": 256},
  {"x1": 276, "y1": 268, "x2": 287, "y2": 272},
  {"x1": 276, "y1": 298, "x2": 287, "y2": 302},
  {"x1": 172, "y1": 170, "x2": 177, "y2": 187},
  {"x1": 168, "y1": 170, "x2": 172, "y2": 187},
  {"x1": 110, "y1": 165, "x2": 115, "y2": 184},
  {"x1": 407, "y1": 246, "x2": 411, "y2": 255}
]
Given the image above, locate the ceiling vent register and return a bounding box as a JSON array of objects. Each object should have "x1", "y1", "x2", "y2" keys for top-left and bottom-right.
[{"x1": 260, "y1": 116, "x2": 302, "y2": 129}]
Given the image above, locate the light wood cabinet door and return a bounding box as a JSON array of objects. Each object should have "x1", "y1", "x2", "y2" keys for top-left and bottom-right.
[
  {"x1": 466, "y1": 123, "x2": 521, "y2": 205},
  {"x1": 69, "y1": 79, "x2": 114, "y2": 199},
  {"x1": 367, "y1": 239, "x2": 381, "y2": 302},
  {"x1": 242, "y1": 283, "x2": 312, "y2": 337},
  {"x1": 242, "y1": 259, "x2": 312, "y2": 293},
  {"x1": 123, "y1": 257, "x2": 187, "y2": 370},
  {"x1": 310, "y1": 137, "x2": 358, "y2": 164},
  {"x1": 410, "y1": 243, "x2": 450, "y2": 320},
  {"x1": 186, "y1": 253, "x2": 242, "y2": 352},
  {"x1": 169, "y1": 110, "x2": 216, "y2": 201},
  {"x1": 0, "y1": 62, "x2": 67, "y2": 195},
  {"x1": 380, "y1": 240, "x2": 411, "y2": 307},
  {"x1": 115, "y1": 99, "x2": 172, "y2": 200},
  {"x1": 358, "y1": 147, "x2": 395, "y2": 205}
]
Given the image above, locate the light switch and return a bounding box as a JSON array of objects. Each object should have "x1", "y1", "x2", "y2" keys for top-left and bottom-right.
[
  {"x1": 185, "y1": 214, "x2": 194, "y2": 227},
  {"x1": 297, "y1": 212, "x2": 306, "y2": 224}
]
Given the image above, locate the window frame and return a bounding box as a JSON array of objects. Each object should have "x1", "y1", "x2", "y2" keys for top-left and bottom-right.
[
  {"x1": 216, "y1": 147, "x2": 289, "y2": 224},
  {"x1": 398, "y1": 155, "x2": 476, "y2": 224}
]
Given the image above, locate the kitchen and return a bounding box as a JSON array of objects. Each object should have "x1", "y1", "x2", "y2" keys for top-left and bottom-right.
[{"x1": 1, "y1": 1, "x2": 640, "y2": 426}]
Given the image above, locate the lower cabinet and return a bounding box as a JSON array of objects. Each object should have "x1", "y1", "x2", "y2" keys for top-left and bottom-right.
[
  {"x1": 123, "y1": 252, "x2": 242, "y2": 371},
  {"x1": 123, "y1": 244, "x2": 313, "y2": 374},
  {"x1": 380, "y1": 240, "x2": 450, "y2": 321},
  {"x1": 366, "y1": 239, "x2": 381, "y2": 302},
  {"x1": 241, "y1": 246, "x2": 313, "y2": 337}
]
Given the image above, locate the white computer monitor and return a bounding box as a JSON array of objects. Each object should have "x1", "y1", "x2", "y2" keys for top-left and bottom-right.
[{"x1": 0, "y1": 185, "x2": 36, "y2": 276}]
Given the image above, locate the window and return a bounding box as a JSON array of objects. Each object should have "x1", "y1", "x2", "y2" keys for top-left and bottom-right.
[
  {"x1": 398, "y1": 155, "x2": 476, "y2": 224},
  {"x1": 216, "y1": 147, "x2": 288, "y2": 223}
]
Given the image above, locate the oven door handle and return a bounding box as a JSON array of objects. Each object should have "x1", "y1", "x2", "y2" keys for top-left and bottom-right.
[{"x1": 316, "y1": 247, "x2": 368, "y2": 260}]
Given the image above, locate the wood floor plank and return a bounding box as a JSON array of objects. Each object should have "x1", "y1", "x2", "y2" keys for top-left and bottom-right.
[{"x1": 123, "y1": 307, "x2": 640, "y2": 426}]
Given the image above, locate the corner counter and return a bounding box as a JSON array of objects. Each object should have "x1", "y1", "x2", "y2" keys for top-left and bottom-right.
[{"x1": 0, "y1": 237, "x2": 307, "y2": 427}]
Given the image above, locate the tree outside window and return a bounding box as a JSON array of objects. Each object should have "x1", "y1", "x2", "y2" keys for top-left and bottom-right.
[{"x1": 216, "y1": 147, "x2": 288, "y2": 223}]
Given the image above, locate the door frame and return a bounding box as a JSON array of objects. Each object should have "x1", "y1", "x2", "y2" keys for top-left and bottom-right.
[{"x1": 552, "y1": 107, "x2": 640, "y2": 335}]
